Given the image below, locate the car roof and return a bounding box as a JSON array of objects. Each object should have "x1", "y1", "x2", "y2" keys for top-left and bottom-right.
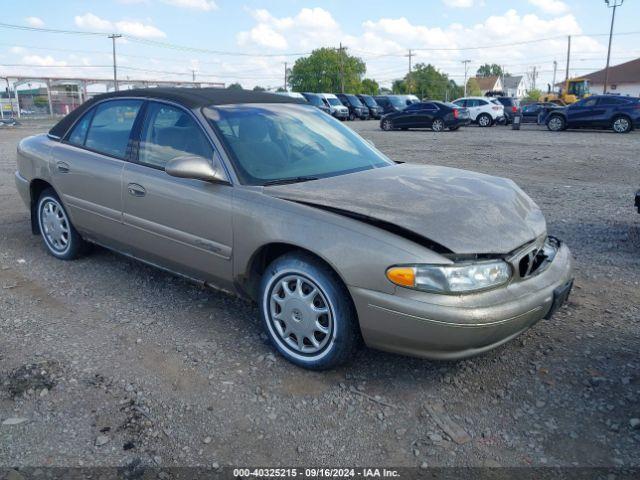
[{"x1": 49, "y1": 87, "x2": 305, "y2": 139}]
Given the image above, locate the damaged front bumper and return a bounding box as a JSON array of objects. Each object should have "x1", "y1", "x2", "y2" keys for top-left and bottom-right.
[{"x1": 350, "y1": 240, "x2": 573, "y2": 360}]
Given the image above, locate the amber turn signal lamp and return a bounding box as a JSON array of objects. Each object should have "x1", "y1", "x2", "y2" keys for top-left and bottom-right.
[{"x1": 386, "y1": 267, "x2": 416, "y2": 288}]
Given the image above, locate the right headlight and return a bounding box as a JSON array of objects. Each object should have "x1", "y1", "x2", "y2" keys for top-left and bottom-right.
[{"x1": 386, "y1": 260, "x2": 511, "y2": 294}]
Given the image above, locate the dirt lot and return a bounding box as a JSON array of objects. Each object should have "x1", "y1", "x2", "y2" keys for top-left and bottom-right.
[{"x1": 1, "y1": 119, "x2": 639, "y2": 471}]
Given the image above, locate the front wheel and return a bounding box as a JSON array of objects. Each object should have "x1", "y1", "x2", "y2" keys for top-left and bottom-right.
[
  {"x1": 546, "y1": 114, "x2": 566, "y2": 132},
  {"x1": 381, "y1": 119, "x2": 394, "y2": 131},
  {"x1": 612, "y1": 115, "x2": 632, "y2": 133},
  {"x1": 349, "y1": 112, "x2": 356, "y2": 121},
  {"x1": 37, "y1": 188, "x2": 87, "y2": 260},
  {"x1": 259, "y1": 252, "x2": 359, "y2": 370},
  {"x1": 431, "y1": 119, "x2": 445, "y2": 132},
  {"x1": 477, "y1": 113, "x2": 492, "y2": 127}
]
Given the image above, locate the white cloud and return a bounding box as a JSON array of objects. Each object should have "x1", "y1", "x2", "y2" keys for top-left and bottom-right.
[
  {"x1": 25, "y1": 16, "x2": 45, "y2": 27},
  {"x1": 442, "y1": 0, "x2": 480, "y2": 8},
  {"x1": 10, "y1": 46, "x2": 27, "y2": 54},
  {"x1": 162, "y1": 0, "x2": 218, "y2": 10},
  {"x1": 74, "y1": 13, "x2": 166, "y2": 38},
  {"x1": 22, "y1": 55, "x2": 67, "y2": 67},
  {"x1": 528, "y1": 0, "x2": 570, "y2": 15}
]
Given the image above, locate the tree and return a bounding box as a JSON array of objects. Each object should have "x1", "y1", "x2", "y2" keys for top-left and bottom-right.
[
  {"x1": 476, "y1": 63, "x2": 505, "y2": 78},
  {"x1": 288, "y1": 47, "x2": 366, "y2": 93},
  {"x1": 466, "y1": 78, "x2": 482, "y2": 96},
  {"x1": 360, "y1": 78, "x2": 379, "y2": 96},
  {"x1": 252, "y1": 86, "x2": 266, "y2": 91},
  {"x1": 391, "y1": 63, "x2": 461, "y2": 100},
  {"x1": 226, "y1": 83, "x2": 243, "y2": 91},
  {"x1": 522, "y1": 88, "x2": 543, "y2": 103}
]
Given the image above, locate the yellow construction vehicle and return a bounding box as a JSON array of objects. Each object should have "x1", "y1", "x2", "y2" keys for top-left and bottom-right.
[{"x1": 540, "y1": 78, "x2": 590, "y2": 105}]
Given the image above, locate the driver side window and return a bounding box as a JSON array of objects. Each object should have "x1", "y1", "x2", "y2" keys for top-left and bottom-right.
[{"x1": 138, "y1": 102, "x2": 213, "y2": 170}]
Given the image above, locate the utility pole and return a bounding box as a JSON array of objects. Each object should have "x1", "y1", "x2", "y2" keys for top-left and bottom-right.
[
  {"x1": 191, "y1": 69, "x2": 196, "y2": 82},
  {"x1": 552, "y1": 60, "x2": 558, "y2": 91},
  {"x1": 284, "y1": 62, "x2": 288, "y2": 91},
  {"x1": 405, "y1": 49, "x2": 414, "y2": 94},
  {"x1": 108, "y1": 34, "x2": 122, "y2": 91},
  {"x1": 462, "y1": 60, "x2": 471, "y2": 96},
  {"x1": 565, "y1": 35, "x2": 571, "y2": 82},
  {"x1": 604, "y1": 0, "x2": 624, "y2": 94},
  {"x1": 528, "y1": 66, "x2": 538, "y2": 91},
  {"x1": 338, "y1": 43, "x2": 345, "y2": 93}
]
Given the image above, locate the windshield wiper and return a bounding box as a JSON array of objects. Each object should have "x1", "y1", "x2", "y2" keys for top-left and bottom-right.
[{"x1": 263, "y1": 176, "x2": 319, "y2": 186}]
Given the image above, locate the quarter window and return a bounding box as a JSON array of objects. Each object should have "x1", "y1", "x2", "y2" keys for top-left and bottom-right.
[
  {"x1": 67, "y1": 108, "x2": 94, "y2": 146},
  {"x1": 138, "y1": 102, "x2": 213, "y2": 169},
  {"x1": 84, "y1": 100, "x2": 143, "y2": 158}
]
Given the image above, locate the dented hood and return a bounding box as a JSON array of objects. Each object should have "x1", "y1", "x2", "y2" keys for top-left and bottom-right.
[{"x1": 264, "y1": 163, "x2": 546, "y2": 255}]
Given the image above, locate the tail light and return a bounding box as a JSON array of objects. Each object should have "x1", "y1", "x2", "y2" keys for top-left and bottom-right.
[
  {"x1": 453, "y1": 108, "x2": 459, "y2": 119},
  {"x1": 492, "y1": 106, "x2": 501, "y2": 111},
  {"x1": 512, "y1": 106, "x2": 518, "y2": 113}
]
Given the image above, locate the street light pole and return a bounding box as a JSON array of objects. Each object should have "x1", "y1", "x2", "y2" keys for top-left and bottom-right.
[
  {"x1": 603, "y1": 0, "x2": 623, "y2": 94},
  {"x1": 108, "y1": 34, "x2": 122, "y2": 91}
]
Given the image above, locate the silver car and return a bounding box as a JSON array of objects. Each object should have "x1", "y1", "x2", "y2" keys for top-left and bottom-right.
[{"x1": 15, "y1": 88, "x2": 574, "y2": 370}]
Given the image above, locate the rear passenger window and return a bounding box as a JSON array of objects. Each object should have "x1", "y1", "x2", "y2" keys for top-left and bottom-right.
[
  {"x1": 138, "y1": 102, "x2": 213, "y2": 169},
  {"x1": 67, "y1": 109, "x2": 94, "y2": 146},
  {"x1": 84, "y1": 100, "x2": 142, "y2": 158}
]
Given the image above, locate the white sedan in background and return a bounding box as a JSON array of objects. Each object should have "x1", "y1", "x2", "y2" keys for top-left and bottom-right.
[{"x1": 453, "y1": 96, "x2": 504, "y2": 127}]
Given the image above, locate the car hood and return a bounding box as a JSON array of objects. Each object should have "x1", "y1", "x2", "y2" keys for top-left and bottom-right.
[{"x1": 264, "y1": 163, "x2": 546, "y2": 255}]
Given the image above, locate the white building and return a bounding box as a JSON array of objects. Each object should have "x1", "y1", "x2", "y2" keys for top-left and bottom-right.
[
  {"x1": 502, "y1": 76, "x2": 526, "y2": 98},
  {"x1": 582, "y1": 57, "x2": 640, "y2": 97}
]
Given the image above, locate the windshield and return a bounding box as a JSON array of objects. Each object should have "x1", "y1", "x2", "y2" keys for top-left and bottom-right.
[
  {"x1": 388, "y1": 96, "x2": 406, "y2": 109},
  {"x1": 568, "y1": 80, "x2": 589, "y2": 97},
  {"x1": 346, "y1": 94, "x2": 364, "y2": 107},
  {"x1": 205, "y1": 104, "x2": 393, "y2": 185},
  {"x1": 304, "y1": 94, "x2": 323, "y2": 107},
  {"x1": 360, "y1": 95, "x2": 377, "y2": 107},
  {"x1": 327, "y1": 97, "x2": 343, "y2": 106}
]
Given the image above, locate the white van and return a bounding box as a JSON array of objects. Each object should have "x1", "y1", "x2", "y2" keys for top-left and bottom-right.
[{"x1": 318, "y1": 93, "x2": 349, "y2": 120}]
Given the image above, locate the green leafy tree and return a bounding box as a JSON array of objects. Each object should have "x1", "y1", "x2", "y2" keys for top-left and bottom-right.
[
  {"x1": 391, "y1": 64, "x2": 460, "y2": 100},
  {"x1": 289, "y1": 47, "x2": 366, "y2": 93},
  {"x1": 252, "y1": 86, "x2": 266, "y2": 91},
  {"x1": 391, "y1": 79, "x2": 407, "y2": 94},
  {"x1": 522, "y1": 88, "x2": 543, "y2": 103},
  {"x1": 466, "y1": 78, "x2": 482, "y2": 96},
  {"x1": 360, "y1": 78, "x2": 379, "y2": 96},
  {"x1": 226, "y1": 83, "x2": 243, "y2": 91},
  {"x1": 476, "y1": 63, "x2": 506, "y2": 78}
]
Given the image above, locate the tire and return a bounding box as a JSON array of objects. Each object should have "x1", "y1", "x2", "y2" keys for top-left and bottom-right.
[
  {"x1": 477, "y1": 113, "x2": 492, "y2": 127},
  {"x1": 349, "y1": 112, "x2": 356, "y2": 121},
  {"x1": 381, "y1": 119, "x2": 394, "y2": 131},
  {"x1": 546, "y1": 114, "x2": 566, "y2": 132},
  {"x1": 431, "y1": 119, "x2": 445, "y2": 132},
  {"x1": 611, "y1": 115, "x2": 632, "y2": 133},
  {"x1": 259, "y1": 252, "x2": 359, "y2": 370},
  {"x1": 37, "y1": 188, "x2": 87, "y2": 260}
]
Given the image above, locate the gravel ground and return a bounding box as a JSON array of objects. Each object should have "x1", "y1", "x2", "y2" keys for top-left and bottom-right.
[{"x1": 0, "y1": 119, "x2": 639, "y2": 471}]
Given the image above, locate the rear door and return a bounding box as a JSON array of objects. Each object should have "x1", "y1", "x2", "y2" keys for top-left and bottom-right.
[
  {"x1": 50, "y1": 98, "x2": 143, "y2": 248},
  {"x1": 596, "y1": 96, "x2": 631, "y2": 127},
  {"x1": 121, "y1": 100, "x2": 234, "y2": 287},
  {"x1": 395, "y1": 103, "x2": 420, "y2": 127},
  {"x1": 418, "y1": 102, "x2": 439, "y2": 127}
]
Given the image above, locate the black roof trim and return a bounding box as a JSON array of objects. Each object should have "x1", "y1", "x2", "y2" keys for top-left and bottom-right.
[{"x1": 48, "y1": 87, "x2": 306, "y2": 140}]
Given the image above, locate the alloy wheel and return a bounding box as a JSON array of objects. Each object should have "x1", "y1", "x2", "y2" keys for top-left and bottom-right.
[
  {"x1": 548, "y1": 116, "x2": 564, "y2": 131},
  {"x1": 267, "y1": 274, "x2": 334, "y2": 355},
  {"x1": 613, "y1": 117, "x2": 630, "y2": 133},
  {"x1": 39, "y1": 198, "x2": 70, "y2": 253},
  {"x1": 382, "y1": 119, "x2": 393, "y2": 131},
  {"x1": 432, "y1": 119, "x2": 444, "y2": 132},
  {"x1": 478, "y1": 114, "x2": 491, "y2": 127}
]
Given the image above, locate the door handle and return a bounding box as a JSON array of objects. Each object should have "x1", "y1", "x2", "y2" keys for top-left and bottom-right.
[
  {"x1": 127, "y1": 183, "x2": 146, "y2": 197},
  {"x1": 56, "y1": 161, "x2": 70, "y2": 173}
]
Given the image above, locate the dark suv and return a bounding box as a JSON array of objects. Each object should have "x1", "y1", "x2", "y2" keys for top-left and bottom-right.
[
  {"x1": 301, "y1": 92, "x2": 331, "y2": 115},
  {"x1": 357, "y1": 94, "x2": 383, "y2": 119},
  {"x1": 336, "y1": 93, "x2": 369, "y2": 120},
  {"x1": 374, "y1": 95, "x2": 407, "y2": 115},
  {"x1": 544, "y1": 95, "x2": 640, "y2": 133},
  {"x1": 493, "y1": 97, "x2": 520, "y2": 124}
]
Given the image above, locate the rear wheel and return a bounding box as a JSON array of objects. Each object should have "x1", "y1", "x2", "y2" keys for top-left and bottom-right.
[
  {"x1": 259, "y1": 252, "x2": 359, "y2": 370},
  {"x1": 37, "y1": 188, "x2": 87, "y2": 260},
  {"x1": 546, "y1": 114, "x2": 566, "y2": 132},
  {"x1": 477, "y1": 113, "x2": 492, "y2": 127},
  {"x1": 431, "y1": 119, "x2": 445, "y2": 132},
  {"x1": 381, "y1": 119, "x2": 394, "y2": 131},
  {"x1": 612, "y1": 115, "x2": 632, "y2": 133}
]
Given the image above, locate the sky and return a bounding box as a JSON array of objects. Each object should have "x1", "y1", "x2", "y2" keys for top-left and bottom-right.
[{"x1": 1, "y1": 0, "x2": 639, "y2": 92}]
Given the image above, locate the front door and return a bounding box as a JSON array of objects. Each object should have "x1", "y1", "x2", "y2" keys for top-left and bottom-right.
[
  {"x1": 121, "y1": 101, "x2": 234, "y2": 288},
  {"x1": 567, "y1": 98, "x2": 600, "y2": 127},
  {"x1": 50, "y1": 99, "x2": 143, "y2": 248}
]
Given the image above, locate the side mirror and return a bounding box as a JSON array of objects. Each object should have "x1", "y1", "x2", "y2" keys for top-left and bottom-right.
[{"x1": 165, "y1": 155, "x2": 228, "y2": 183}]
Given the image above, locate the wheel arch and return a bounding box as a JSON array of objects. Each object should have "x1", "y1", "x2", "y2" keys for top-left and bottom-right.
[
  {"x1": 611, "y1": 113, "x2": 633, "y2": 131},
  {"x1": 29, "y1": 178, "x2": 56, "y2": 235}
]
